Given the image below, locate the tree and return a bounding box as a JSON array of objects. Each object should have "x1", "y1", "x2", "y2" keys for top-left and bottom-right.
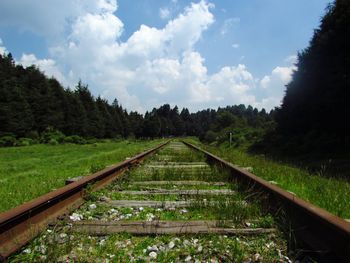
[{"x1": 274, "y1": 0, "x2": 350, "y2": 152}]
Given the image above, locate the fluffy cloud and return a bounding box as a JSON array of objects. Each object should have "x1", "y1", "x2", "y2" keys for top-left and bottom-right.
[
  {"x1": 256, "y1": 57, "x2": 297, "y2": 109},
  {"x1": 18, "y1": 53, "x2": 67, "y2": 85},
  {"x1": 0, "y1": 38, "x2": 7, "y2": 54},
  {"x1": 1, "y1": 0, "x2": 294, "y2": 112}
]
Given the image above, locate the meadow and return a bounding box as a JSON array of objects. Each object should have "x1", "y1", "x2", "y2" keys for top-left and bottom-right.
[
  {"x1": 186, "y1": 139, "x2": 350, "y2": 219},
  {"x1": 0, "y1": 139, "x2": 164, "y2": 212}
]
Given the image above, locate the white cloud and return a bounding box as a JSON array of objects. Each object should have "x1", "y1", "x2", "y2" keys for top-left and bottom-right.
[
  {"x1": 0, "y1": 0, "x2": 118, "y2": 41},
  {"x1": 285, "y1": 54, "x2": 298, "y2": 64},
  {"x1": 2, "y1": 0, "x2": 293, "y2": 112},
  {"x1": 159, "y1": 7, "x2": 170, "y2": 19},
  {"x1": 220, "y1": 17, "x2": 240, "y2": 35},
  {"x1": 19, "y1": 53, "x2": 67, "y2": 85},
  {"x1": 232, "y1": 43, "x2": 239, "y2": 49},
  {"x1": 0, "y1": 38, "x2": 7, "y2": 54},
  {"x1": 256, "y1": 56, "x2": 297, "y2": 109}
]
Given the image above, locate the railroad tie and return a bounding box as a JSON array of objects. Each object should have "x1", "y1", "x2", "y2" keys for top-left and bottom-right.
[{"x1": 71, "y1": 220, "x2": 277, "y2": 236}]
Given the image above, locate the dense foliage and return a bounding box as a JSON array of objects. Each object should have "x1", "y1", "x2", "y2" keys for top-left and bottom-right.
[
  {"x1": 0, "y1": 53, "x2": 272, "y2": 146},
  {"x1": 267, "y1": 0, "x2": 350, "y2": 155}
]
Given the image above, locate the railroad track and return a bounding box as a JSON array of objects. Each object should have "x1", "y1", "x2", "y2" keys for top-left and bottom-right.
[{"x1": 1, "y1": 141, "x2": 349, "y2": 262}]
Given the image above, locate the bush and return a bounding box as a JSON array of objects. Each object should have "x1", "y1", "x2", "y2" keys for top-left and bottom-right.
[
  {"x1": 40, "y1": 128, "x2": 65, "y2": 144},
  {"x1": 0, "y1": 136, "x2": 16, "y2": 147},
  {"x1": 17, "y1": 138, "x2": 35, "y2": 147},
  {"x1": 26, "y1": 130, "x2": 39, "y2": 140},
  {"x1": 204, "y1": 130, "x2": 217, "y2": 143},
  {"x1": 64, "y1": 135, "x2": 87, "y2": 144},
  {"x1": 48, "y1": 139, "x2": 59, "y2": 145}
]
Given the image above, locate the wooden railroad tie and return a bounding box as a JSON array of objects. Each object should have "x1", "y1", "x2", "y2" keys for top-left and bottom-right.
[
  {"x1": 132, "y1": 180, "x2": 227, "y2": 186},
  {"x1": 101, "y1": 200, "x2": 245, "y2": 208},
  {"x1": 71, "y1": 220, "x2": 277, "y2": 236},
  {"x1": 113, "y1": 189, "x2": 236, "y2": 195}
]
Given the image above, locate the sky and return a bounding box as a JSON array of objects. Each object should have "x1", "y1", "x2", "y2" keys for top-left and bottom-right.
[{"x1": 0, "y1": 0, "x2": 331, "y2": 113}]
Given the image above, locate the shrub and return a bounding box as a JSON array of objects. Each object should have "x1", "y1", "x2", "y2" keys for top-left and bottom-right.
[
  {"x1": 17, "y1": 138, "x2": 35, "y2": 147},
  {"x1": 26, "y1": 130, "x2": 39, "y2": 140},
  {"x1": 48, "y1": 139, "x2": 59, "y2": 145},
  {"x1": 40, "y1": 128, "x2": 65, "y2": 144},
  {"x1": 204, "y1": 130, "x2": 217, "y2": 143},
  {"x1": 0, "y1": 136, "x2": 16, "y2": 147},
  {"x1": 64, "y1": 135, "x2": 87, "y2": 145}
]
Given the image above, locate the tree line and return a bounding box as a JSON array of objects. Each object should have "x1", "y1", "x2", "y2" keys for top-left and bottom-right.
[
  {"x1": 258, "y1": 0, "x2": 350, "y2": 156},
  {"x1": 0, "y1": 52, "x2": 272, "y2": 145}
]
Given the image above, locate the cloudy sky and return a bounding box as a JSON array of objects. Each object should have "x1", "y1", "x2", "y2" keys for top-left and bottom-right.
[{"x1": 0, "y1": 0, "x2": 330, "y2": 112}]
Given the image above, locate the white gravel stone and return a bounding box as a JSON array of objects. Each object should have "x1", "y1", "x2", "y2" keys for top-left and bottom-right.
[
  {"x1": 185, "y1": 255, "x2": 192, "y2": 262},
  {"x1": 253, "y1": 253, "x2": 261, "y2": 261},
  {"x1": 149, "y1": 251, "x2": 157, "y2": 259},
  {"x1": 89, "y1": 204, "x2": 97, "y2": 210},
  {"x1": 23, "y1": 248, "x2": 31, "y2": 254},
  {"x1": 59, "y1": 233, "x2": 67, "y2": 239},
  {"x1": 184, "y1": 239, "x2": 191, "y2": 246},
  {"x1": 197, "y1": 245, "x2": 203, "y2": 252},
  {"x1": 147, "y1": 245, "x2": 159, "y2": 252},
  {"x1": 69, "y1": 213, "x2": 83, "y2": 221},
  {"x1": 146, "y1": 213, "x2": 155, "y2": 221},
  {"x1": 139, "y1": 207, "x2": 144, "y2": 211},
  {"x1": 168, "y1": 241, "x2": 175, "y2": 249}
]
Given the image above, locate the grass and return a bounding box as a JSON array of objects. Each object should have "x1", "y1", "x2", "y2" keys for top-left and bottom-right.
[
  {"x1": 9, "y1": 231, "x2": 287, "y2": 262},
  {"x1": 186, "y1": 139, "x2": 350, "y2": 219},
  {"x1": 0, "y1": 139, "x2": 165, "y2": 212},
  {"x1": 129, "y1": 165, "x2": 231, "y2": 182}
]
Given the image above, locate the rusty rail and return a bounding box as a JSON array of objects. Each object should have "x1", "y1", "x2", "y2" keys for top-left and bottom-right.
[
  {"x1": 0, "y1": 141, "x2": 169, "y2": 260},
  {"x1": 183, "y1": 140, "x2": 350, "y2": 263}
]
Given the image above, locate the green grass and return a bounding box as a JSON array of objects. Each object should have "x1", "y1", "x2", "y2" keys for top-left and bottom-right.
[
  {"x1": 9, "y1": 231, "x2": 287, "y2": 262},
  {"x1": 186, "y1": 139, "x2": 350, "y2": 219},
  {"x1": 0, "y1": 139, "x2": 165, "y2": 212}
]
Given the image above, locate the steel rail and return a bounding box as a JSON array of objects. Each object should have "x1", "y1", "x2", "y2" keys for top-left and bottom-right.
[
  {"x1": 0, "y1": 141, "x2": 169, "y2": 260},
  {"x1": 183, "y1": 140, "x2": 350, "y2": 263}
]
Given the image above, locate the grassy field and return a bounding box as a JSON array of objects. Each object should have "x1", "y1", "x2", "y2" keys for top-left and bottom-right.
[
  {"x1": 0, "y1": 139, "x2": 164, "y2": 212},
  {"x1": 186, "y1": 139, "x2": 350, "y2": 219}
]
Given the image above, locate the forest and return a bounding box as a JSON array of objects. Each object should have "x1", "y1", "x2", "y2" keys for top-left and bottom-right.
[{"x1": 0, "y1": 52, "x2": 272, "y2": 146}]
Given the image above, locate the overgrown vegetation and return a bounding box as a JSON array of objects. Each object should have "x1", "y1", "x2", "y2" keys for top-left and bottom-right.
[
  {"x1": 10, "y1": 141, "x2": 287, "y2": 262},
  {"x1": 187, "y1": 139, "x2": 350, "y2": 219},
  {"x1": 0, "y1": 139, "x2": 163, "y2": 212}
]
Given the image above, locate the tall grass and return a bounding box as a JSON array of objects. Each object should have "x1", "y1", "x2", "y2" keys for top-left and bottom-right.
[
  {"x1": 186, "y1": 139, "x2": 350, "y2": 219},
  {"x1": 0, "y1": 139, "x2": 164, "y2": 212}
]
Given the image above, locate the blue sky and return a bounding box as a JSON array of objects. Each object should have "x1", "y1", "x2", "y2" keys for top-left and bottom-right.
[{"x1": 0, "y1": 0, "x2": 331, "y2": 112}]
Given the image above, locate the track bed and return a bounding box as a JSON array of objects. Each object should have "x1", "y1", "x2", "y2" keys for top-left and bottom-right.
[{"x1": 9, "y1": 142, "x2": 289, "y2": 262}]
